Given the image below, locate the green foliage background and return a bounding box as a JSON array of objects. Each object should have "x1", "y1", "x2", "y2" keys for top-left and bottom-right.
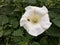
[{"x1": 0, "y1": 0, "x2": 60, "y2": 45}]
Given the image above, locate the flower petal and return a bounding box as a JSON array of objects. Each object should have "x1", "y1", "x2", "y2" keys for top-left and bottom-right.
[
  {"x1": 25, "y1": 6, "x2": 33, "y2": 11},
  {"x1": 20, "y1": 18, "x2": 27, "y2": 26},
  {"x1": 25, "y1": 6, "x2": 48, "y2": 16},
  {"x1": 28, "y1": 25, "x2": 45, "y2": 36},
  {"x1": 41, "y1": 14, "x2": 52, "y2": 30},
  {"x1": 41, "y1": 6, "x2": 48, "y2": 14},
  {"x1": 34, "y1": 6, "x2": 48, "y2": 16},
  {"x1": 22, "y1": 10, "x2": 32, "y2": 17},
  {"x1": 23, "y1": 22, "x2": 45, "y2": 36},
  {"x1": 20, "y1": 9, "x2": 34, "y2": 26}
]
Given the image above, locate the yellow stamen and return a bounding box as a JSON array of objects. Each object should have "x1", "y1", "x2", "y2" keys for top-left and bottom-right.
[{"x1": 27, "y1": 11, "x2": 40, "y2": 24}]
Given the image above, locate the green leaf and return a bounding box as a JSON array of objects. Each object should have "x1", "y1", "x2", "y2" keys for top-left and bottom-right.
[
  {"x1": 18, "y1": 36, "x2": 29, "y2": 45},
  {"x1": 31, "y1": 42, "x2": 40, "y2": 45},
  {"x1": 40, "y1": 37, "x2": 48, "y2": 45},
  {"x1": 4, "y1": 0, "x2": 12, "y2": 4},
  {"x1": 19, "y1": 41, "x2": 28, "y2": 45},
  {"x1": 12, "y1": 28, "x2": 23, "y2": 36},
  {"x1": 0, "y1": 30, "x2": 3, "y2": 37},
  {"x1": 22, "y1": 0, "x2": 36, "y2": 4},
  {"x1": 47, "y1": 39, "x2": 57, "y2": 45},
  {"x1": 12, "y1": 36, "x2": 21, "y2": 42},
  {"x1": 49, "y1": 11, "x2": 58, "y2": 19},
  {"x1": 0, "y1": 15, "x2": 9, "y2": 25},
  {"x1": 0, "y1": 27, "x2": 3, "y2": 37},
  {"x1": 57, "y1": 43, "x2": 60, "y2": 45},
  {"x1": 46, "y1": 24, "x2": 60, "y2": 37},
  {"x1": 19, "y1": 38, "x2": 29, "y2": 45},
  {"x1": 0, "y1": 0, "x2": 4, "y2": 3},
  {"x1": 10, "y1": 18, "x2": 18, "y2": 28},
  {"x1": 7, "y1": 42, "x2": 18, "y2": 45},
  {"x1": 13, "y1": 0, "x2": 37, "y2": 4},
  {"x1": 52, "y1": 17, "x2": 60, "y2": 27},
  {"x1": 47, "y1": 37, "x2": 58, "y2": 45},
  {"x1": 3, "y1": 29, "x2": 11, "y2": 36},
  {"x1": 57, "y1": 38, "x2": 60, "y2": 45},
  {"x1": 0, "y1": 4, "x2": 15, "y2": 15}
]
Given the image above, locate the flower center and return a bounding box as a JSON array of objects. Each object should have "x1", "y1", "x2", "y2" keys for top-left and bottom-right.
[{"x1": 27, "y1": 12, "x2": 40, "y2": 24}]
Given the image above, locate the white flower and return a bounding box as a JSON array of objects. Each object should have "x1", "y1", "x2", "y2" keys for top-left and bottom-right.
[{"x1": 20, "y1": 6, "x2": 52, "y2": 36}]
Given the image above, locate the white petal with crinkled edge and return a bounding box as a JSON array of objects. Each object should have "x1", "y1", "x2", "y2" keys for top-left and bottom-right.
[
  {"x1": 20, "y1": 18, "x2": 27, "y2": 26},
  {"x1": 28, "y1": 25, "x2": 45, "y2": 36},
  {"x1": 41, "y1": 14, "x2": 52, "y2": 29},
  {"x1": 25, "y1": 6, "x2": 48, "y2": 16},
  {"x1": 20, "y1": 9, "x2": 33, "y2": 26},
  {"x1": 23, "y1": 22, "x2": 45, "y2": 36}
]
